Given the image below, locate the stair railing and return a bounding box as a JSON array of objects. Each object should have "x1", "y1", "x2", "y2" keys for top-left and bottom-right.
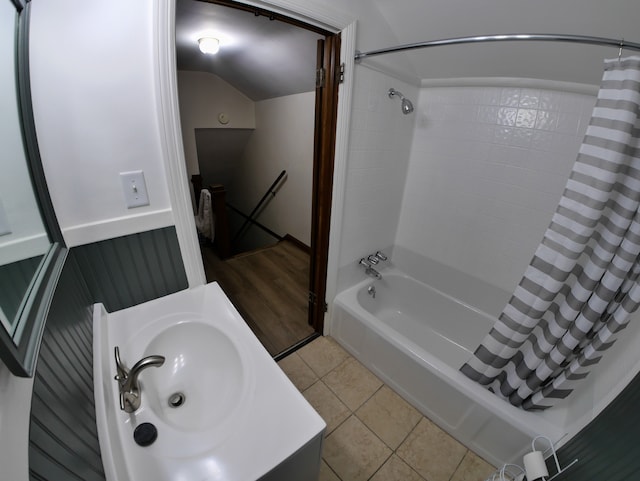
[{"x1": 232, "y1": 170, "x2": 287, "y2": 244}]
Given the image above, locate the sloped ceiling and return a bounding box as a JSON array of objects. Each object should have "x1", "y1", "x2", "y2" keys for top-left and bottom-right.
[
  {"x1": 368, "y1": 0, "x2": 640, "y2": 86},
  {"x1": 176, "y1": 0, "x2": 640, "y2": 97},
  {"x1": 175, "y1": 0, "x2": 323, "y2": 101}
]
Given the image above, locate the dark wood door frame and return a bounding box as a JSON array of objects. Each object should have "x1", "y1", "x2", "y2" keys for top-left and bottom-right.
[{"x1": 309, "y1": 35, "x2": 340, "y2": 333}]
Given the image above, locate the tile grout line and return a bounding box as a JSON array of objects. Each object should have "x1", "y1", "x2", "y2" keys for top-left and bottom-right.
[
  {"x1": 295, "y1": 342, "x2": 425, "y2": 478},
  {"x1": 321, "y1": 369, "x2": 383, "y2": 411},
  {"x1": 392, "y1": 414, "x2": 423, "y2": 457},
  {"x1": 322, "y1": 409, "x2": 394, "y2": 480},
  {"x1": 447, "y1": 449, "x2": 471, "y2": 481},
  {"x1": 310, "y1": 354, "x2": 395, "y2": 479},
  {"x1": 389, "y1": 417, "x2": 433, "y2": 481},
  {"x1": 364, "y1": 449, "x2": 393, "y2": 481},
  {"x1": 317, "y1": 380, "x2": 351, "y2": 436},
  {"x1": 287, "y1": 339, "x2": 495, "y2": 480},
  {"x1": 323, "y1": 458, "x2": 343, "y2": 481},
  {"x1": 320, "y1": 373, "x2": 428, "y2": 481}
]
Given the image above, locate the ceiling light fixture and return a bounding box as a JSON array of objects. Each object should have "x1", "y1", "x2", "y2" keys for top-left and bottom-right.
[{"x1": 198, "y1": 37, "x2": 220, "y2": 55}]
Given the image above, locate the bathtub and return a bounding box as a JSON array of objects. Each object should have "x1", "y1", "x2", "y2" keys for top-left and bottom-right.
[{"x1": 332, "y1": 265, "x2": 566, "y2": 467}]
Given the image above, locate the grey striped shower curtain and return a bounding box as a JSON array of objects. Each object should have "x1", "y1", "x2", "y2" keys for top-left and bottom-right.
[{"x1": 461, "y1": 57, "x2": 640, "y2": 411}]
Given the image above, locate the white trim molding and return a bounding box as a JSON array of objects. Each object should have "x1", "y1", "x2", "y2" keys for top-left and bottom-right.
[
  {"x1": 155, "y1": 0, "x2": 206, "y2": 288},
  {"x1": 62, "y1": 209, "x2": 174, "y2": 247},
  {"x1": 324, "y1": 20, "x2": 357, "y2": 334},
  {"x1": 0, "y1": 233, "x2": 50, "y2": 265}
]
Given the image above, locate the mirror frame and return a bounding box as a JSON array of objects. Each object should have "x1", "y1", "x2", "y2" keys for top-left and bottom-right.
[{"x1": 0, "y1": 0, "x2": 67, "y2": 377}]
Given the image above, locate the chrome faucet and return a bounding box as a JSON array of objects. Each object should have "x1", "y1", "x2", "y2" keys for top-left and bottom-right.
[
  {"x1": 114, "y1": 346, "x2": 165, "y2": 413},
  {"x1": 367, "y1": 254, "x2": 380, "y2": 265},
  {"x1": 359, "y1": 258, "x2": 382, "y2": 280},
  {"x1": 367, "y1": 252, "x2": 388, "y2": 264},
  {"x1": 359, "y1": 251, "x2": 388, "y2": 280}
]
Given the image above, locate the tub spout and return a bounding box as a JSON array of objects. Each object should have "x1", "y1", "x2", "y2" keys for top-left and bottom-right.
[
  {"x1": 114, "y1": 346, "x2": 165, "y2": 413},
  {"x1": 367, "y1": 285, "x2": 376, "y2": 298},
  {"x1": 366, "y1": 267, "x2": 382, "y2": 280}
]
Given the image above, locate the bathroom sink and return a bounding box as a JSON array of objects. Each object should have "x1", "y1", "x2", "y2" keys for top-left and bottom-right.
[
  {"x1": 94, "y1": 282, "x2": 325, "y2": 481},
  {"x1": 142, "y1": 321, "x2": 246, "y2": 432},
  {"x1": 115, "y1": 312, "x2": 254, "y2": 459}
]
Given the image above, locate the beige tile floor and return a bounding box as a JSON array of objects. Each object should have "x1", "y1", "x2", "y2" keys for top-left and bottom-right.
[{"x1": 278, "y1": 336, "x2": 496, "y2": 481}]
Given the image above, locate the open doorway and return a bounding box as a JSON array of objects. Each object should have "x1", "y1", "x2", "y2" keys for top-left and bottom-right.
[{"x1": 175, "y1": 0, "x2": 340, "y2": 358}]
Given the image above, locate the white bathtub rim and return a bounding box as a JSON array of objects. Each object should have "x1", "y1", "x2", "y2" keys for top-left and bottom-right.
[{"x1": 334, "y1": 272, "x2": 566, "y2": 442}]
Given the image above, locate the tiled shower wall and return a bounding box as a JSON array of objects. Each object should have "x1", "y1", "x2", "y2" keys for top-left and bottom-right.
[
  {"x1": 395, "y1": 85, "x2": 597, "y2": 293},
  {"x1": 336, "y1": 66, "x2": 418, "y2": 291},
  {"x1": 388, "y1": 82, "x2": 640, "y2": 475}
]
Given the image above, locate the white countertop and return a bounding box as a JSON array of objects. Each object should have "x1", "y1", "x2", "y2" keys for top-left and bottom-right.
[{"x1": 93, "y1": 282, "x2": 325, "y2": 481}]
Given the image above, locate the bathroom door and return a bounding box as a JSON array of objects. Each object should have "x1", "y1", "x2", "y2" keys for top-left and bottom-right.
[{"x1": 308, "y1": 34, "x2": 341, "y2": 333}]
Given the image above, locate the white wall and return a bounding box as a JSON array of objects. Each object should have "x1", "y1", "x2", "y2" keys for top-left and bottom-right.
[
  {"x1": 396, "y1": 84, "x2": 596, "y2": 293},
  {"x1": 230, "y1": 92, "x2": 315, "y2": 245},
  {"x1": 177, "y1": 70, "x2": 255, "y2": 180},
  {"x1": 335, "y1": 65, "x2": 417, "y2": 292},
  {"x1": 29, "y1": 0, "x2": 174, "y2": 248}
]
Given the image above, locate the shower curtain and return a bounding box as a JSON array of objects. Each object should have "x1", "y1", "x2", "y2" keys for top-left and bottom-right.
[{"x1": 461, "y1": 56, "x2": 640, "y2": 411}]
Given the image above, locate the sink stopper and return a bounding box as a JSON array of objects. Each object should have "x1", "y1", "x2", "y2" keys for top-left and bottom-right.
[{"x1": 133, "y1": 422, "x2": 158, "y2": 447}]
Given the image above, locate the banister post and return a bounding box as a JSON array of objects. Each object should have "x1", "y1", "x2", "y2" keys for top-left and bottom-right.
[{"x1": 211, "y1": 184, "x2": 231, "y2": 258}]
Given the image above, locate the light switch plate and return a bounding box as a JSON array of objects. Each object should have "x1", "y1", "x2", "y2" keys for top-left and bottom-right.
[
  {"x1": 120, "y1": 171, "x2": 150, "y2": 208},
  {"x1": 0, "y1": 198, "x2": 11, "y2": 237}
]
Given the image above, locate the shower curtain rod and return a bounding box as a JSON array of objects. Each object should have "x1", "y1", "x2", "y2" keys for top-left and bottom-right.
[{"x1": 354, "y1": 33, "x2": 640, "y2": 61}]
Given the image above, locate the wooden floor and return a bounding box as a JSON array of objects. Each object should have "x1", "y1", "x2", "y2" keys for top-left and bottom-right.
[{"x1": 200, "y1": 239, "x2": 315, "y2": 356}]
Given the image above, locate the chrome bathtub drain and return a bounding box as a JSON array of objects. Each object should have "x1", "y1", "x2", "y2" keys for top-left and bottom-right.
[{"x1": 168, "y1": 392, "x2": 186, "y2": 408}]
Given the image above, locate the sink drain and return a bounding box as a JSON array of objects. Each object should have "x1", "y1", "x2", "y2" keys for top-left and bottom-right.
[{"x1": 168, "y1": 392, "x2": 186, "y2": 408}]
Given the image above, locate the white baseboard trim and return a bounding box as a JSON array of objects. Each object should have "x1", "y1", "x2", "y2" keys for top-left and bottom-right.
[{"x1": 62, "y1": 209, "x2": 174, "y2": 247}]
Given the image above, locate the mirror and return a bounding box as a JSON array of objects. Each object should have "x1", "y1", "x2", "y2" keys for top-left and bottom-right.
[
  {"x1": 0, "y1": 0, "x2": 49, "y2": 336},
  {"x1": 0, "y1": 0, "x2": 67, "y2": 377}
]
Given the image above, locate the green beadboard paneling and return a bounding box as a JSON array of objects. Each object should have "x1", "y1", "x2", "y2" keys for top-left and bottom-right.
[
  {"x1": 0, "y1": 255, "x2": 44, "y2": 325},
  {"x1": 29, "y1": 226, "x2": 189, "y2": 481},
  {"x1": 554, "y1": 369, "x2": 640, "y2": 481},
  {"x1": 73, "y1": 226, "x2": 188, "y2": 312},
  {"x1": 29, "y1": 253, "x2": 105, "y2": 481}
]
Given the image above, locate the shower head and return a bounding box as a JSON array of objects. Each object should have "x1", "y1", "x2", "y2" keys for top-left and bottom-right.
[{"x1": 388, "y1": 88, "x2": 414, "y2": 114}]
